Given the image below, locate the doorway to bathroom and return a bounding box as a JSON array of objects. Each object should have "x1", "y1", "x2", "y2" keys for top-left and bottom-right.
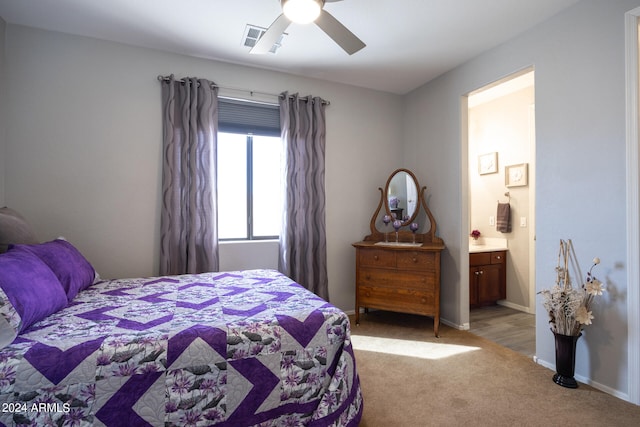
[{"x1": 466, "y1": 69, "x2": 536, "y2": 357}]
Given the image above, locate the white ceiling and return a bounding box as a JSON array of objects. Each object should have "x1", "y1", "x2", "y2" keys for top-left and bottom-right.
[{"x1": 0, "y1": 0, "x2": 580, "y2": 94}]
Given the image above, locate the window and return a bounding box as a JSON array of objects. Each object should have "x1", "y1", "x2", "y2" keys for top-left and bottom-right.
[
  {"x1": 217, "y1": 98, "x2": 282, "y2": 240},
  {"x1": 218, "y1": 132, "x2": 283, "y2": 240}
]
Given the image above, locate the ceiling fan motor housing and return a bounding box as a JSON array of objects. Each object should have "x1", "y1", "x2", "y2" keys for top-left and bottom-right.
[
  {"x1": 251, "y1": 0, "x2": 364, "y2": 55},
  {"x1": 282, "y1": 0, "x2": 323, "y2": 25}
]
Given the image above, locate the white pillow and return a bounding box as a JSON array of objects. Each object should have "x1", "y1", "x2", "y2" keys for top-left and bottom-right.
[{"x1": 0, "y1": 207, "x2": 39, "y2": 253}]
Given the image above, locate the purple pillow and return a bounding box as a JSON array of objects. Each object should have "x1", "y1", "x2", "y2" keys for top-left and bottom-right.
[
  {"x1": 0, "y1": 249, "x2": 68, "y2": 334},
  {"x1": 10, "y1": 239, "x2": 96, "y2": 301}
]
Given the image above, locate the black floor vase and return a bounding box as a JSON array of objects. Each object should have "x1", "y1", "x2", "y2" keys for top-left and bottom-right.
[{"x1": 553, "y1": 332, "x2": 581, "y2": 388}]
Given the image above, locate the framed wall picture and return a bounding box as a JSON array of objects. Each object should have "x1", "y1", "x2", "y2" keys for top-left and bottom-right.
[
  {"x1": 505, "y1": 163, "x2": 528, "y2": 187},
  {"x1": 478, "y1": 152, "x2": 498, "y2": 175}
]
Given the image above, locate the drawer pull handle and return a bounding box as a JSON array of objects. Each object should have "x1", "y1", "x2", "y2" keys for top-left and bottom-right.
[
  {"x1": 366, "y1": 292, "x2": 371, "y2": 297},
  {"x1": 475, "y1": 271, "x2": 480, "y2": 276},
  {"x1": 374, "y1": 255, "x2": 379, "y2": 261},
  {"x1": 496, "y1": 256, "x2": 501, "y2": 260},
  {"x1": 412, "y1": 257, "x2": 418, "y2": 263},
  {"x1": 421, "y1": 298, "x2": 426, "y2": 304}
]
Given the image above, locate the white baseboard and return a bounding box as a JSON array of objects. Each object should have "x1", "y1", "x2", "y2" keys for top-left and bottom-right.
[
  {"x1": 345, "y1": 310, "x2": 469, "y2": 331},
  {"x1": 441, "y1": 317, "x2": 468, "y2": 330},
  {"x1": 497, "y1": 300, "x2": 534, "y2": 314},
  {"x1": 534, "y1": 356, "x2": 631, "y2": 403}
]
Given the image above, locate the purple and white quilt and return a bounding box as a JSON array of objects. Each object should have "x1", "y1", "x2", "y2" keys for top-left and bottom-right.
[{"x1": 0, "y1": 269, "x2": 362, "y2": 426}]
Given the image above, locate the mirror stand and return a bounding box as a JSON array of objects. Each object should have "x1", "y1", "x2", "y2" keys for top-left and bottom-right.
[{"x1": 363, "y1": 171, "x2": 443, "y2": 246}]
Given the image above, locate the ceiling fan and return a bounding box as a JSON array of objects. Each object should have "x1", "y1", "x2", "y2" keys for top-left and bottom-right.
[{"x1": 250, "y1": 0, "x2": 366, "y2": 55}]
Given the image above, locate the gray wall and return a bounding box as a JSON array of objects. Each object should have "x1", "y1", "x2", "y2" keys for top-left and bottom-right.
[
  {"x1": 2, "y1": 25, "x2": 403, "y2": 313},
  {"x1": 403, "y1": 0, "x2": 638, "y2": 399},
  {"x1": 0, "y1": 16, "x2": 6, "y2": 206}
]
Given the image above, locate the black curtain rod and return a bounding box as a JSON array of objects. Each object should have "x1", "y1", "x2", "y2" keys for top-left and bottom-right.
[{"x1": 156, "y1": 75, "x2": 330, "y2": 105}]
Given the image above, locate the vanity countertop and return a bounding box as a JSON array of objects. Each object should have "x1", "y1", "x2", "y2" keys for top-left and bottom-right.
[{"x1": 468, "y1": 237, "x2": 508, "y2": 253}]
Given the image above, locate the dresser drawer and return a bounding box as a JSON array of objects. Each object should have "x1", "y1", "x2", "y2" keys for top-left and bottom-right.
[
  {"x1": 396, "y1": 251, "x2": 435, "y2": 271},
  {"x1": 359, "y1": 267, "x2": 435, "y2": 290},
  {"x1": 359, "y1": 248, "x2": 396, "y2": 268},
  {"x1": 358, "y1": 284, "x2": 436, "y2": 315}
]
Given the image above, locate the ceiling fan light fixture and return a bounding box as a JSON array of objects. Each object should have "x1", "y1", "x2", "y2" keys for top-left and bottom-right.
[{"x1": 282, "y1": 0, "x2": 322, "y2": 25}]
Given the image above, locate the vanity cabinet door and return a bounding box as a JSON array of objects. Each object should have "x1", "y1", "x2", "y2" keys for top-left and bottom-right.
[
  {"x1": 477, "y1": 263, "x2": 503, "y2": 305},
  {"x1": 469, "y1": 267, "x2": 480, "y2": 306},
  {"x1": 469, "y1": 251, "x2": 507, "y2": 307}
]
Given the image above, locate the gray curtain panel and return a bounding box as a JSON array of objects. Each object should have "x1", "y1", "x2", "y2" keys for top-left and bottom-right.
[
  {"x1": 159, "y1": 75, "x2": 219, "y2": 275},
  {"x1": 278, "y1": 93, "x2": 329, "y2": 301}
]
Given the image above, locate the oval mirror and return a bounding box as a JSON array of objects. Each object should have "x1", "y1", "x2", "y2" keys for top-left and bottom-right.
[{"x1": 384, "y1": 168, "x2": 420, "y2": 225}]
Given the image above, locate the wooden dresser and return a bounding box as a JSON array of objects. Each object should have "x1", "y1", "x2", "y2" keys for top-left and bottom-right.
[
  {"x1": 353, "y1": 241, "x2": 444, "y2": 336},
  {"x1": 353, "y1": 168, "x2": 445, "y2": 337}
]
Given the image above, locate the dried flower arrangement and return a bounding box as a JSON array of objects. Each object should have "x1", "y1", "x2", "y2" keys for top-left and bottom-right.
[
  {"x1": 539, "y1": 239, "x2": 605, "y2": 336},
  {"x1": 470, "y1": 229, "x2": 481, "y2": 240}
]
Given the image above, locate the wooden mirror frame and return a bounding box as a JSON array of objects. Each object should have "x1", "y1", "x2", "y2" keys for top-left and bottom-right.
[{"x1": 364, "y1": 168, "x2": 443, "y2": 245}]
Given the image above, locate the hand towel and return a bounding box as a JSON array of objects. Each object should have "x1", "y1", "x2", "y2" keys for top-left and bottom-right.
[{"x1": 497, "y1": 203, "x2": 511, "y2": 233}]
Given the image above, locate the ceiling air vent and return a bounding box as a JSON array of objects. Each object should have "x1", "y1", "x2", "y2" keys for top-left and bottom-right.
[{"x1": 243, "y1": 24, "x2": 286, "y2": 54}]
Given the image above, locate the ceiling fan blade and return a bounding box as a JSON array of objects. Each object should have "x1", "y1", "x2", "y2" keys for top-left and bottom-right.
[
  {"x1": 250, "y1": 13, "x2": 291, "y2": 54},
  {"x1": 315, "y1": 9, "x2": 365, "y2": 55}
]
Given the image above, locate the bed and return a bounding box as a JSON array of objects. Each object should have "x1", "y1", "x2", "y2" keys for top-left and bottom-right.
[{"x1": 0, "y1": 229, "x2": 362, "y2": 426}]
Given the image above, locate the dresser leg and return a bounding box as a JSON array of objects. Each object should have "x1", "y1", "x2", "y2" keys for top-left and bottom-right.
[{"x1": 434, "y1": 316, "x2": 440, "y2": 337}]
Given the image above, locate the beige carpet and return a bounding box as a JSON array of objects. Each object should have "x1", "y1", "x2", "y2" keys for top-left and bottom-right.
[{"x1": 351, "y1": 311, "x2": 640, "y2": 427}]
